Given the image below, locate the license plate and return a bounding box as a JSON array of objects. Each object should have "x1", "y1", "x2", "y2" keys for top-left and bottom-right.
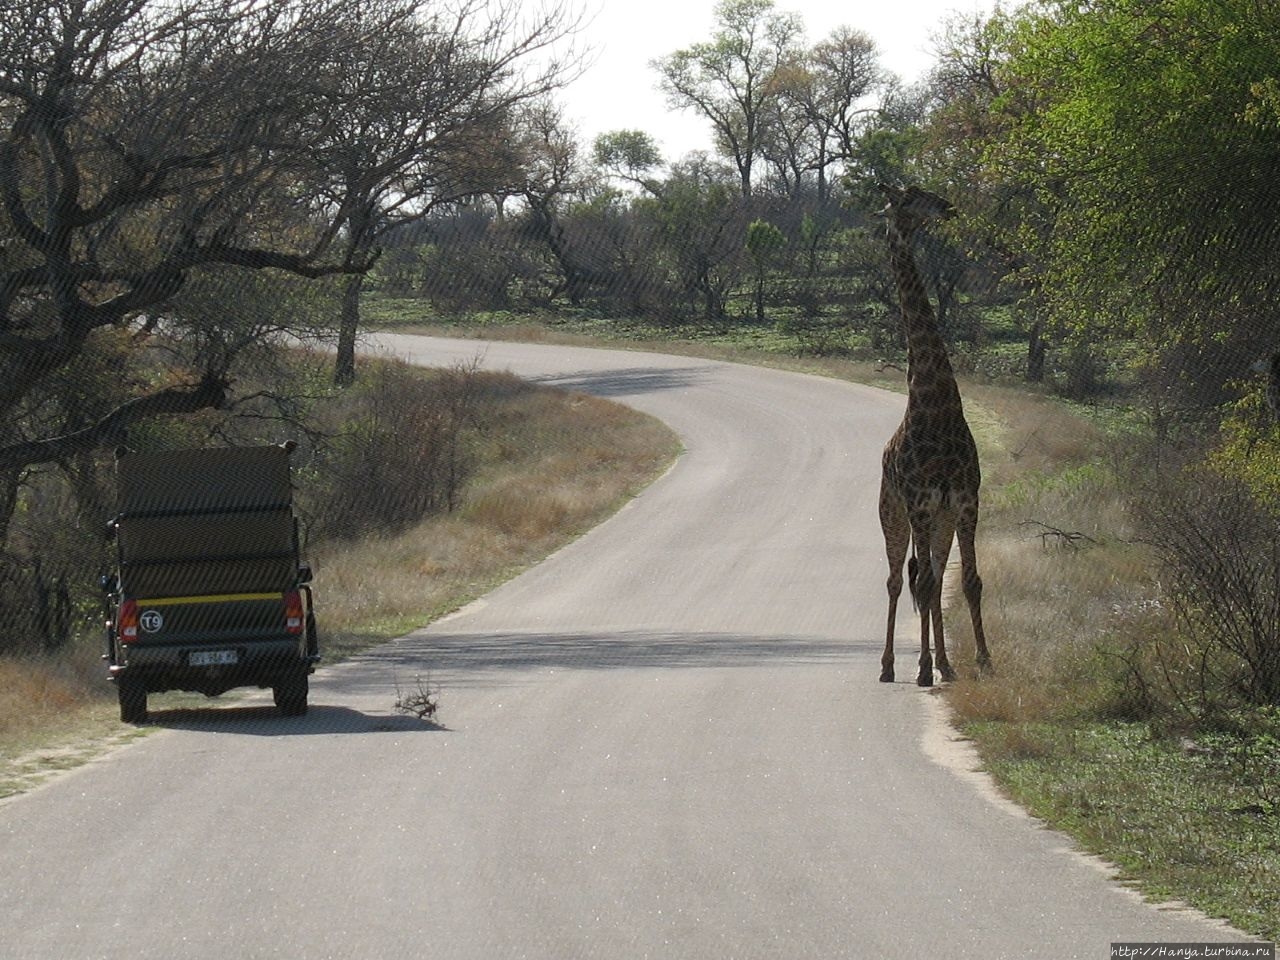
[{"x1": 189, "y1": 650, "x2": 238, "y2": 667}]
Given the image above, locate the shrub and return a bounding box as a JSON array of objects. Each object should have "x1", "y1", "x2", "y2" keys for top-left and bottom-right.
[
  {"x1": 1132, "y1": 462, "x2": 1280, "y2": 712},
  {"x1": 0, "y1": 556, "x2": 73, "y2": 656},
  {"x1": 310, "y1": 361, "x2": 487, "y2": 542}
]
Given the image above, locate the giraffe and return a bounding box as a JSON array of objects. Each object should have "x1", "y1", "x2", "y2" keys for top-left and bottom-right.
[{"x1": 876, "y1": 183, "x2": 993, "y2": 686}]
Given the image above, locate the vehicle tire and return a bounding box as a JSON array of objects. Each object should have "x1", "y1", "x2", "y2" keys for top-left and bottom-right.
[
  {"x1": 118, "y1": 677, "x2": 147, "y2": 724},
  {"x1": 273, "y1": 670, "x2": 308, "y2": 717},
  {"x1": 305, "y1": 612, "x2": 319, "y2": 659}
]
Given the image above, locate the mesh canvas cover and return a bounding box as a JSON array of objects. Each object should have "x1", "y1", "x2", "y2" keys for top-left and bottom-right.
[
  {"x1": 114, "y1": 446, "x2": 298, "y2": 598},
  {"x1": 116, "y1": 446, "x2": 292, "y2": 518}
]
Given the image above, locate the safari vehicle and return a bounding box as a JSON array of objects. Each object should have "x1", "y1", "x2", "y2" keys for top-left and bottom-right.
[{"x1": 101, "y1": 443, "x2": 319, "y2": 723}]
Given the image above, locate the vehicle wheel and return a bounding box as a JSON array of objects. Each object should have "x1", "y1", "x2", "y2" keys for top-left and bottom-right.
[
  {"x1": 118, "y1": 677, "x2": 147, "y2": 724},
  {"x1": 305, "y1": 612, "x2": 319, "y2": 659},
  {"x1": 273, "y1": 670, "x2": 308, "y2": 717}
]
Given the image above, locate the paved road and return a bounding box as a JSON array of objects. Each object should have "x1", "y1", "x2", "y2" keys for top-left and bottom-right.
[{"x1": 0, "y1": 336, "x2": 1247, "y2": 959}]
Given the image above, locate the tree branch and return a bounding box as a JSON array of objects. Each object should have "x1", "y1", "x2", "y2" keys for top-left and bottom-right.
[
  {"x1": 0, "y1": 373, "x2": 231, "y2": 473},
  {"x1": 1019, "y1": 519, "x2": 1098, "y2": 549}
]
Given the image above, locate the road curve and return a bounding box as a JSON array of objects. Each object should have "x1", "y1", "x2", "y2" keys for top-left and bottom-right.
[{"x1": 0, "y1": 335, "x2": 1246, "y2": 959}]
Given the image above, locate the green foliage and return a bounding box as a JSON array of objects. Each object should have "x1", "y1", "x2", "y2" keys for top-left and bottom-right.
[
  {"x1": 984, "y1": 0, "x2": 1280, "y2": 402},
  {"x1": 745, "y1": 219, "x2": 786, "y2": 264},
  {"x1": 970, "y1": 720, "x2": 1280, "y2": 939},
  {"x1": 1211, "y1": 386, "x2": 1280, "y2": 508},
  {"x1": 593, "y1": 130, "x2": 662, "y2": 180},
  {"x1": 635, "y1": 157, "x2": 747, "y2": 323},
  {"x1": 745, "y1": 219, "x2": 786, "y2": 323},
  {"x1": 841, "y1": 124, "x2": 925, "y2": 206}
]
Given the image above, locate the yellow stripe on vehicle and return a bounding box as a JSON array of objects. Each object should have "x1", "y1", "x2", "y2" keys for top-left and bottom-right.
[{"x1": 137, "y1": 593, "x2": 283, "y2": 606}]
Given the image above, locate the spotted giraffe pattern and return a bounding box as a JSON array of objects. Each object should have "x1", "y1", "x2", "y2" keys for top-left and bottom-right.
[{"x1": 876, "y1": 184, "x2": 993, "y2": 686}]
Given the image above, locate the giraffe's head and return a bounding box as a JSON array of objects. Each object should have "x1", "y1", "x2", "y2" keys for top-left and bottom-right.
[{"x1": 878, "y1": 183, "x2": 955, "y2": 240}]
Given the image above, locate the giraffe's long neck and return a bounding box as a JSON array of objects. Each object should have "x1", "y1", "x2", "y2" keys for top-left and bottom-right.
[
  {"x1": 887, "y1": 223, "x2": 962, "y2": 410},
  {"x1": 887, "y1": 224, "x2": 949, "y2": 363}
]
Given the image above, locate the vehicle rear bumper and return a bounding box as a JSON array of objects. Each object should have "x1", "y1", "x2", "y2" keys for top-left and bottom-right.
[{"x1": 110, "y1": 639, "x2": 318, "y2": 695}]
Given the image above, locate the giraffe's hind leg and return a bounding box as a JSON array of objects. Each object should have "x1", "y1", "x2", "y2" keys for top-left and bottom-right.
[
  {"x1": 957, "y1": 507, "x2": 993, "y2": 676},
  {"x1": 908, "y1": 512, "x2": 938, "y2": 687},
  {"x1": 927, "y1": 515, "x2": 958, "y2": 682},
  {"x1": 880, "y1": 483, "x2": 910, "y2": 683}
]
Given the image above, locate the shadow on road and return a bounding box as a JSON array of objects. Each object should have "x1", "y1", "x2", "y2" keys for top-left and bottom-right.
[
  {"x1": 530, "y1": 365, "x2": 715, "y2": 398},
  {"x1": 145, "y1": 703, "x2": 447, "y2": 736},
  {"x1": 322, "y1": 630, "x2": 861, "y2": 691}
]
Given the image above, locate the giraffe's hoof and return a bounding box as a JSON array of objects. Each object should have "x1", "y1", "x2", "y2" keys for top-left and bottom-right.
[
  {"x1": 938, "y1": 663, "x2": 957, "y2": 683},
  {"x1": 917, "y1": 671, "x2": 934, "y2": 687},
  {"x1": 879, "y1": 668, "x2": 895, "y2": 683},
  {"x1": 978, "y1": 659, "x2": 996, "y2": 679}
]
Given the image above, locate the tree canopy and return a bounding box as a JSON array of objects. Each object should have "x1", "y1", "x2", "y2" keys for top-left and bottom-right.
[
  {"x1": 0, "y1": 0, "x2": 581, "y2": 481},
  {"x1": 928, "y1": 0, "x2": 1280, "y2": 402}
]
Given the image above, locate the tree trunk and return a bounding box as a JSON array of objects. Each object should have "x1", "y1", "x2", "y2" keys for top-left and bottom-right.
[
  {"x1": 0, "y1": 466, "x2": 19, "y2": 550},
  {"x1": 334, "y1": 273, "x2": 364, "y2": 386},
  {"x1": 1026, "y1": 320, "x2": 1046, "y2": 383}
]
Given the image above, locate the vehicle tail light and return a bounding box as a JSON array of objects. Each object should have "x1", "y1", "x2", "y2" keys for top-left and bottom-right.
[
  {"x1": 284, "y1": 590, "x2": 304, "y2": 634},
  {"x1": 117, "y1": 599, "x2": 139, "y2": 644}
]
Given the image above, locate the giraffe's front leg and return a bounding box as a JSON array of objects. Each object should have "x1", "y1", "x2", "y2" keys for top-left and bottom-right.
[
  {"x1": 882, "y1": 550, "x2": 905, "y2": 683},
  {"x1": 880, "y1": 482, "x2": 910, "y2": 684},
  {"x1": 916, "y1": 603, "x2": 935, "y2": 687}
]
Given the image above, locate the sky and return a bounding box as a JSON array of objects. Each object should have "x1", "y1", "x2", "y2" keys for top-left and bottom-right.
[{"x1": 557, "y1": 0, "x2": 995, "y2": 161}]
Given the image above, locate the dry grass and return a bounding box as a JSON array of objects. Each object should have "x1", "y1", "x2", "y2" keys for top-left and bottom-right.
[
  {"x1": 944, "y1": 534, "x2": 1156, "y2": 724},
  {"x1": 0, "y1": 648, "x2": 130, "y2": 799},
  {"x1": 0, "y1": 647, "x2": 109, "y2": 739},
  {"x1": 960, "y1": 381, "x2": 1111, "y2": 489},
  {"x1": 937, "y1": 384, "x2": 1155, "y2": 725}
]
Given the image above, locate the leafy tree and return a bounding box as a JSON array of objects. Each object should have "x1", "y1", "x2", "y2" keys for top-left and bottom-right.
[
  {"x1": 745, "y1": 219, "x2": 785, "y2": 322},
  {"x1": 922, "y1": 6, "x2": 1053, "y2": 380},
  {"x1": 638, "y1": 154, "x2": 747, "y2": 323},
  {"x1": 653, "y1": 0, "x2": 803, "y2": 198},
  {"x1": 840, "y1": 81, "x2": 931, "y2": 207},
  {"x1": 985, "y1": 0, "x2": 1280, "y2": 408},
  {"x1": 593, "y1": 130, "x2": 664, "y2": 195}
]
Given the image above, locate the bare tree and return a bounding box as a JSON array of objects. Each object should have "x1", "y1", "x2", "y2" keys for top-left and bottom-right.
[
  {"x1": 0, "y1": 0, "x2": 380, "y2": 483},
  {"x1": 758, "y1": 27, "x2": 882, "y2": 204},
  {"x1": 324, "y1": 0, "x2": 586, "y2": 384}
]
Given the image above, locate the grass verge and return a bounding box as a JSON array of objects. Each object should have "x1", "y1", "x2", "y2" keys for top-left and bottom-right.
[
  {"x1": 968, "y1": 720, "x2": 1280, "y2": 939},
  {"x1": 0, "y1": 364, "x2": 679, "y2": 800},
  {"x1": 937, "y1": 391, "x2": 1280, "y2": 940}
]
